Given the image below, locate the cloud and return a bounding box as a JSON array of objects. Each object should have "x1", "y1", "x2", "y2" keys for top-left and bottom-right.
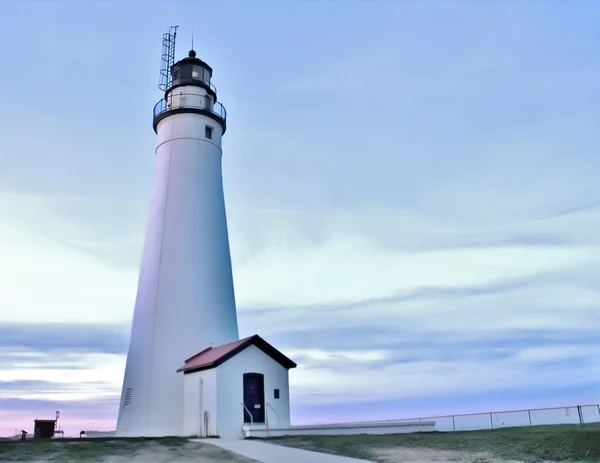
[
  {"x1": 1, "y1": 188, "x2": 599, "y2": 435},
  {"x1": 0, "y1": 364, "x2": 122, "y2": 437},
  {"x1": 0, "y1": 351, "x2": 123, "y2": 401},
  {"x1": 231, "y1": 203, "x2": 600, "y2": 309},
  {"x1": 0, "y1": 323, "x2": 129, "y2": 355},
  {"x1": 282, "y1": 339, "x2": 600, "y2": 405},
  {"x1": 0, "y1": 397, "x2": 119, "y2": 436},
  {"x1": 0, "y1": 379, "x2": 115, "y2": 396},
  {"x1": 0, "y1": 354, "x2": 123, "y2": 435},
  {"x1": 0, "y1": 323, "x2": 127, "y2": 403},
  {"x1": 290, "y1": 382, "x2": 600, "y2": 426},
  {"x1": 0, "y1": 195, "x2": 140, "y2": 325},
  {"x1": 229, "y1": 202, "x2": 600, "y2": 414}
]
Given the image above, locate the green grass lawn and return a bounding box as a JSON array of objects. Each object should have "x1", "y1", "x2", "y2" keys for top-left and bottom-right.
[
  {"x1": 0, "y1": 437, "x2": 182, "y2": 462},
  {"x1": 0, "y1": 437, "x2": 254, "y2": 463},
  {"x1": 264, "y1": 423, "x2": 600, "y2": 462}
]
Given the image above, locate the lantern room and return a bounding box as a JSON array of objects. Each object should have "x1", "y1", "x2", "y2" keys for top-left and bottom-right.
[{"x1": 169, "y1": 50, "x2": 215, "y2": 99}]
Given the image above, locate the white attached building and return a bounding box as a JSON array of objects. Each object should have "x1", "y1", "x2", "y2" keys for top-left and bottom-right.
[{"x1": 177, "y1": 334, "x2": 297, "y2": 438}]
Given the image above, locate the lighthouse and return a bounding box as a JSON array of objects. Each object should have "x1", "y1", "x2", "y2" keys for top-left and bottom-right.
[{"x1": 116, "y1": 28, "x2": 240, "y2": 437}]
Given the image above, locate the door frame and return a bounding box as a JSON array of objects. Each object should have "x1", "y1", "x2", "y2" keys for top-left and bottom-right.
[{"x1": 243, "y1": 372, "x2": 265, "y2": 423}]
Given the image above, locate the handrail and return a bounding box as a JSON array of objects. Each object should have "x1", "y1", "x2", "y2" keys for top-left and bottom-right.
[
  {"x1": 266, "y1": 402, "x2": 280, "y2": 427},
  {"x1": 241, "y1": 403, "x2": 253, "y2": 426},
  {"x1": 265, "y1": 407, "x2": 269, "y2": 437}
]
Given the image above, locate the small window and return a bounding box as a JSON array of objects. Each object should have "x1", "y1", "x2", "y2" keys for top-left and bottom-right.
[
  {"x1": 274, "y1": 389, "x2": 280, "y2": 399},
  {"x1": 192, "y1": 65, "x2": 204, "y2": 81},
  {"x1": 205, "y1": 125, "x2": 213, "y2": 140},
  {"x1": 179, "y1": 64, "x2": 192, "y2": 79}
]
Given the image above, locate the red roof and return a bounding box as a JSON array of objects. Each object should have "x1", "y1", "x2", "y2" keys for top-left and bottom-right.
[{"x1": 176, "y1": 334, "x2": 297, "y2": 373}]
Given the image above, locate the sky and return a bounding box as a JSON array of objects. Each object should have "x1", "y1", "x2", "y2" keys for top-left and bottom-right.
[{"x1": 0, "y1": 0, "x2": 599, "y2": 437}]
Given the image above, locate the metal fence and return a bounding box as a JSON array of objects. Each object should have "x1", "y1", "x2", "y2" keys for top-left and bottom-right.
[
  {"x1": 317, "y1": 404, "x2": 600, "y2": 432},
  {"x1": 389, "y1": 404, "x2": 600, "y2": 432}
]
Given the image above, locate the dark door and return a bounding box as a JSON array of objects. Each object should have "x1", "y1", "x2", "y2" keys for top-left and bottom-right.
[{"x1": 243, "y1": 373, "x2": 265, "y2": 423}]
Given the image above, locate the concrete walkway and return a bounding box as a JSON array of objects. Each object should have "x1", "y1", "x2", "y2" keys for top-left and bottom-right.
[{"x1": 195, "y1": 438, "x2": 374, "y2": 463}]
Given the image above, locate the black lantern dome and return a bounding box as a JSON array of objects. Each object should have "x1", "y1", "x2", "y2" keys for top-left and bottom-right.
[{"x1": 168, "y1": 49, "x2": 216, "y2": 101}]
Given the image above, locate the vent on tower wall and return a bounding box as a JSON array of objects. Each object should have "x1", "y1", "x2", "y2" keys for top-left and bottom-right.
[{"x1": 124, "y1": 388, "x2": 133, "y2": 406}]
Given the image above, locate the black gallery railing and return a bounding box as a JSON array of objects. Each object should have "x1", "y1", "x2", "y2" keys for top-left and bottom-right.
[{"x1": 153, "y1": 93, "x2": 227, "y2": 125}]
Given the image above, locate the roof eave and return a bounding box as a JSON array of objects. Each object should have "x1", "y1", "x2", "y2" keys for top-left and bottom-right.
[
  {"x1": 176, "y1": 334, "x2": 298, "y2": 373},
  {"x1": 179, "y1": 363, "x2": 216, "y2": 375}
]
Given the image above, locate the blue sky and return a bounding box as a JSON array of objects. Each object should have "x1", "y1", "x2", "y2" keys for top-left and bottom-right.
[{"x1": 1, "y1": 0, "x2": 600, "y2": 436}]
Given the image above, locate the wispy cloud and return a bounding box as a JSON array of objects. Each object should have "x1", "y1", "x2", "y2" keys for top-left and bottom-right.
[
  {"x1": 0, "y1": 323, "x2": 126, "y2": 435},
  {"x1": 0, "y1": 192, "x2": 143, "y2": 206},
  {"x1": 0, "y1": 397, "x2": 119, "y2": 436},
  {"x1": 0, "y1": 323, "x2": 129, "y2": 354}
]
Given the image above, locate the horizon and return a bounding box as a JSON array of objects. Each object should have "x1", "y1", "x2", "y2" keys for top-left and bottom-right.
[{"x1": 1, "y1": 0, "x2": 599, "y2": 437}]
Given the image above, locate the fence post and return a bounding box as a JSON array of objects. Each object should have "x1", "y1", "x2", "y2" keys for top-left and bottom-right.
[
  {"x1": 452, "y1": 415, "x2": 456, "y2": 431},
  {"x1": 577, "y1": 405, "x2": 584, "y2": 424},
  {"x1": 490, "y1": 413, "x2": 494, "y2": 429},
  {"x1": 528, "y1": 409, "x2": 532, "y2": 426}
]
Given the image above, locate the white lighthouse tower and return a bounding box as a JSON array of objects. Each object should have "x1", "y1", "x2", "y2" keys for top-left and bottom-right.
[{"x1": 116, "y1": 28, "x2": 239, "y2": 437}]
